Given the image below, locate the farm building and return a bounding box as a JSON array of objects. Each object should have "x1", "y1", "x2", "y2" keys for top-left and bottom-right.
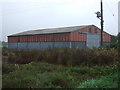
[{"x1": 8, "y1": 25, "x2": 111, "y2": 49}]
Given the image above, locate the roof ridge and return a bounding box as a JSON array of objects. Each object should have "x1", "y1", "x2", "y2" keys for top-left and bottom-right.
[
  {"x1": 8, "y1": 25, "x2": 92, "y2": 36},
  {"x1": 28, "y1": 24, "x2": 91, "y2": 31}
]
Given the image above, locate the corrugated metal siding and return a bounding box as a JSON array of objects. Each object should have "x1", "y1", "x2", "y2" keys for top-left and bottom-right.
[
  {"x1": 9, "y1": 25, "x2": 89, "y2": 36},
  {"x1": 8, "y1": 36, "x2": 19, "y2": 42},
  {"x1": 8, "y1": 41, "x2": 86, "y2": 49},
  {"x1": 102, "y1": 33, "x2": 111, "y2": 42},
  {"x1": 8, "y1": 33, "x2": 71, "y2": 43},
  {"x1": 88, "y1": 25, "x2": 111, "y2": 42},
  {"x1": 8, "y1": 43, "x2": 18, "y2": 49},
  {"x1": 28, "y1": 42, "x2": 40, "y2": 49},
  {"x1": 70, "y1": 25, "x2": 111, "y2": 42},
  {"x1": 87, "y1": 34, "x2": 100, "y2": 48},
  {"x1": 18, "y1": 43, "x2": 28, "y2": 49},
  {"x1": 71, "y1": 41, "x2": 86, "y2": 48},
  {"x1": 8, "y1": 25, "x2": 111, "y2": 44},
  {"x1": 71, "y1": 28, "x2": 86, "y2": 41}
]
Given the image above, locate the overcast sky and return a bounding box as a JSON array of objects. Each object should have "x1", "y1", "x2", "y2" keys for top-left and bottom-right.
[{"x1": 0, "y1": 0, "x2": 119, "y2": 41}]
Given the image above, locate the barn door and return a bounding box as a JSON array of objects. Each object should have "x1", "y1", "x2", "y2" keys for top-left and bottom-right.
[{"x1": 86, "y1": 34, "x2": 100, "y2": 48}]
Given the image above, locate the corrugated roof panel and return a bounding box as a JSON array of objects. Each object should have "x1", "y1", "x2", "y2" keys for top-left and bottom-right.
[{"x1": 8, "y1": 25, "x2": 90, "y2": 36}]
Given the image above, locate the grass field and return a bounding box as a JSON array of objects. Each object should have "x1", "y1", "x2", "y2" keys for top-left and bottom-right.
[
  {"x1": 2, "y1": 61, "x2": 118, "y2": 88},
  {"x1": 2, "y1": 47, "x2": 119, "y2": 88},
  {"x1": 77, "y1": 72, "x2": 118, "y2": 88}
]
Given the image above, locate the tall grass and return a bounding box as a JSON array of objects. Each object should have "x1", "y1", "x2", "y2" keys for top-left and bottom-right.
[
  {"x1": 2, "y1": 47, "x2": 119, "y2": 88},
  {"x1": 77, "y1": 72, "x2": 118, "y2": 88},
  {"x1": 2, "y1": 61, "x2": 118, "y2": 88},
  {"x1": 2, "y1": 47, "x2": 119, "y2": 66}
]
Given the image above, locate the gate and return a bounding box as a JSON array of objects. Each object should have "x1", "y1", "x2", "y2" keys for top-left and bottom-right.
[{"x1": 86, "y1": 34, "x2": 100, "y2": 48}]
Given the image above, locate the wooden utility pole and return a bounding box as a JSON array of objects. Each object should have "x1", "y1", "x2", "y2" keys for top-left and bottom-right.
[
  {"x1": 95, "y1": 0, "x2": 104, "y2": 47},
  {"x1": 101, "y1": 0, "x2": 103, "y2": 46}
]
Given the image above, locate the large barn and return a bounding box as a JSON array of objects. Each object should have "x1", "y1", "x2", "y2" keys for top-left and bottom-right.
[{"x1": 8, "y1": 25, "x2": 111, "y2": 49}]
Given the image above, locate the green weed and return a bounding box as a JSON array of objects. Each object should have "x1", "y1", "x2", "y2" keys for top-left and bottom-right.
[
  {"x1": 77, "y1": 73, "x2": 118, "y2": 88},
  {"x1": 2, "y1": 61, "x2": 118, "y2": 88}
]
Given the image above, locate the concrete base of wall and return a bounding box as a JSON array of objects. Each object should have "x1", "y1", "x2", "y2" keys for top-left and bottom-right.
[{"x1": 8, "y1": 41, "x2": 86, "y2": 50}]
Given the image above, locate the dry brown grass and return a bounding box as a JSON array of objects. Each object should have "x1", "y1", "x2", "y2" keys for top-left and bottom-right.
[{"x1": 2, "y1": 47, "x2": 119, "y2": 66}]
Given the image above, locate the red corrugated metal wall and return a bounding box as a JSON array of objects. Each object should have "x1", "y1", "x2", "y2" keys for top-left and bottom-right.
[
  {"x1": 8, "y1": 33, "x2": 71, "y2": 43},
  {"x1": 8, "y1": 25, "x2": 111, "y2": 43},
  {"x1": 8, "y1": 36, "x2": 19, "y2": 42},
  {"x1": 70, "y1": 25, "x2": 111, "y2": 42}
]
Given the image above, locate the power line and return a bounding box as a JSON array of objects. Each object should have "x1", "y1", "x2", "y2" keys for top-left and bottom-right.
[{"x1": 104, "y1": 2, "x2": 118, "y2": 24}]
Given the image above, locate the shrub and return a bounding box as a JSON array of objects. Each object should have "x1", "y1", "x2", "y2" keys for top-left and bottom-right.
[
  {"x1": 2, "y1": 62, "x2": 16, "y2": 74},
  {"x1": 2, "y1": 48, "x2": 119, "y2": 66},
  {"x1": 77, "y1": 73, "x2": 118, "y2": 88},
  {"x1": 102, "y1": 43, "x2": 119, "y2": 49}
]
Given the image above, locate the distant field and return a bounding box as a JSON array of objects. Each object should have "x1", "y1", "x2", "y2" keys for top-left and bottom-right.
[{"x1": 2, "y1": 47, "x2": 119, "y2": 88}]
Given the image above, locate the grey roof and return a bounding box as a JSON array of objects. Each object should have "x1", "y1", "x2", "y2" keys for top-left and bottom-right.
[{"x1": 9, "y1": 25, "x2": 91, "y2": 36}]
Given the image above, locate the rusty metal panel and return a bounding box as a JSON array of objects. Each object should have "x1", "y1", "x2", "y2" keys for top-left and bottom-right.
[
  {"x1": 72, "y1": 32, "x2": 74, "y2": 41},
  {"x1": 36, "y1": 35, "x2": 38, "y2": 42},
  {"x1": 27, "y1": 36, "x2": 29, "y2": 42},
  {"x1": 42, "y1": 35, "x2": 44, "y2": 41},
  {"x1": 47, "y1": 34, "x2": 49, "y2": 41},
  {"x1": 39, "y1": 35, "x2": 41, "y2": 42},
  {"x1": 30, "y1": 35, "x2": 32, "y2": 42},
  {"x1": 48, "y1": 34, "x2": 50, "y2": 41},
  {"x1": 29, "y1": 36, "x2": 31, "y2": 42},
  {"x1": 8, "y1": 37, "x2": 12, "y2": 42},
  {"x1": 50, "y1": 34, "x2": 53, "y2": 41},
  {"x1": 23, "y1": 36, "x2": 26, "y2": 42},
  {"x1": 43, "y1": 35, "x2": 45, "y2": 42},
  {"x1": 40, "y1": 35, "x2": 42, "y2": 42},
  {"x1": 45, "y1": 34, "x2": 47, "y2": 42},
  {"x1": 21, "y1": 36, "x2": 27, "y2": 42},
  {"x1": 32, "y1": 35, "x2": 34, "y2": 42},
  {"x1": 43, "y1": 34, "x2": 45, "y2": 42},
  {"x1": 56, "y1": 34, "x2": 59, "y2": 41},
  {"x1": 55, "y1": 34, "x2": 57, "y2": 41},
  {"x1": 33, "y1": 35, "x2": 35, "y2": 42},
  {"x1": 46, "y1": 34, "x2": 49, "y2": 41},
  {"x1": 62, "y1": 33, "x2": 64, "y2": 41},
  {"x1": 19, "y1": 36, "x2": 22, "y2": 42},
  {"x1": 30, "y1": 36, "x2": 32, "y2": 42},
  {"x1": 27, "y1": 36, "x2": 31, "y2": 42},
  {"x1": 65, "y1": 34, "x2": 67, "y2": 41},
  {"x1": 59, "y1": 34, "x2": 62, "y2": 41},
  {"x1": 39, "y1": 35, "x2": 41, "y2": 41},
  {"x1": 103, "y1": 33, "x2": 111, "y2": 42},
  {"x1": 40, "y1": 35, "x2": 42, "y2": 41},
  {"x1": 73, "y1": 32, "x2": 75, "y2": 41},
  {"x1": 35, "y1": 35, "x2": 38, "y2": 42},
  {"x1": 62, "y1": 34, "x2": 64, "y2": 41},
  {"x1": 71, "y1": 29, "x2": 86, "y2": 42},
  {"x1": 70, "y1": 33, "x2": 73, "y2": 41}
]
